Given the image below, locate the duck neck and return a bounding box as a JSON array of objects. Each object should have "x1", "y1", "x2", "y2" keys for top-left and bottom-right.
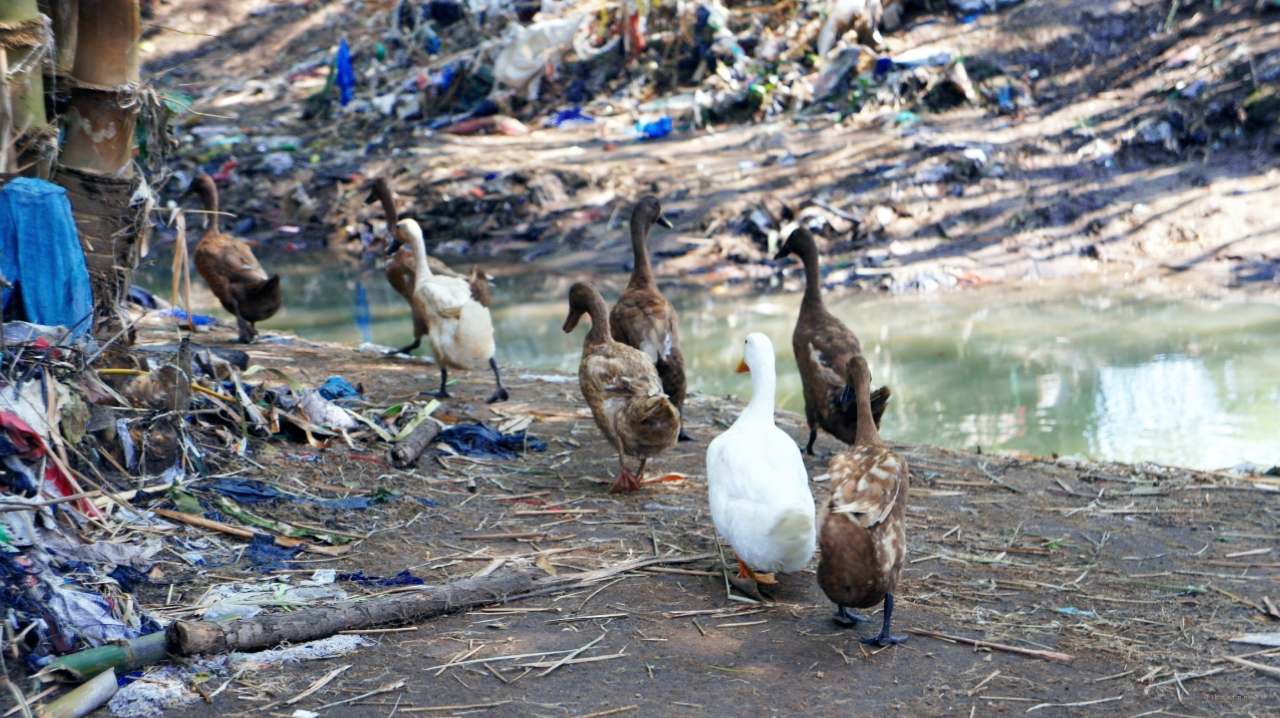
[
  {"x1": 798, "y1": 242, "x2": 824, "y2": 311},
  {"x1": 407, "y1": 228, "x2": 431, "y2": 287},
  {"x1": 742, "y1": 362, "x2": 777, "y2": 424},
  {"x1": 854, "y1": 375, "x2": 882, "y2": 446},
  {"x1": 627, "y1": 216, "x2": 655, "y2": 289},
  {"x1": 582, "y1": 292, "x2": 612, "y2": 347},
  {"x1": 195, "y1": 180, "x2": 219, "y2": 233}
]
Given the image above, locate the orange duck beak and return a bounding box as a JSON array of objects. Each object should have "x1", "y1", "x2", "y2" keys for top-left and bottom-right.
[{"x1": 735, "y1": 359, "x2": 750, "y2": 373}]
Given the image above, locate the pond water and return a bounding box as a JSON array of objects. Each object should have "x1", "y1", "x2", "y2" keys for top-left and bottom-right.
[{"x1": 136, "y1": 254, "x2": 1280, "y2": 471}]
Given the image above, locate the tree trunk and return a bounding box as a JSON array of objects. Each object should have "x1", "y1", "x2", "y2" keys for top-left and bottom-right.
[
  {"x1": 0, "y1": 0, "x2": 54, "y2": 177},
  {"x1": 54, "y1": 0, "x2": 144, "y2": 339}
]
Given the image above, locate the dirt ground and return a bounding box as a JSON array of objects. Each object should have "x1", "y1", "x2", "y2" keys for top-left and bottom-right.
[
  {"x1": 89, "y1": 321, "x2": 1277, "y2": 718},
  {"x1": 141, "y1": 0, "x2": 1280, "y2": 300}
]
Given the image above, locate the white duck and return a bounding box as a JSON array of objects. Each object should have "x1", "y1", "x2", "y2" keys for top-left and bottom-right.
[
  {"x1": 393, "y1": 219, "x2": 509, "y2": 403},
  {"x1": 706, "y1": 332, "x2": 816, "y2": 589}
]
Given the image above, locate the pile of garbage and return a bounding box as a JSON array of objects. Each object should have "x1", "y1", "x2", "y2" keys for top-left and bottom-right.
[
  {"x1": 0, "y1": 287, "x2": 547, "y2": 711},
  {"x1": 158, "y1": 0, "x2": 1041, "y2": 256}
]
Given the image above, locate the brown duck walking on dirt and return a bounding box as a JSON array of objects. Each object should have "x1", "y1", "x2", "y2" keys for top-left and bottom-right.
[
  {"x1": 186, "y1": 175, "x2": 282, "y2": 343},
  {"x1": 775, "y1": 227, "x2": 889, "y2": 454},
  {"x1": 565, "y1": 282, "x2": 680, "y2": 494},
  {"x1": 367, "y1": 178, "x2": 491, "y2": 355},
  {"x1": 817, "y1": 356, "x2": 909, "y2": 648},
  {"x1": 609, "y1": 196, "x2": 696, "y2": 441}
]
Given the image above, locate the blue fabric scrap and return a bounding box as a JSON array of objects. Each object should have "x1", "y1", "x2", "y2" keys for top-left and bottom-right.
[
  {"x1": 0, "y1": 178, "x2": 93, "y2": 339},
  {"x1": 437, "y1": 423, "x2": 547, "y2": 461},
  {"x1": 337, "y1": 569, "x2": 423, "y2": 586},
  {"x1": 318, "y1": 376, "x2": 361, "y2": 401}
]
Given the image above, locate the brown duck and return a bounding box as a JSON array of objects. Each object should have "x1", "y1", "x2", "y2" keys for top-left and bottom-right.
[
  {"x1": 775, "y1": 227, "x2": 889, "y2": 454},
  {"x1": 187, "y1": 175, "x2": 282, "y2": 343},
  {"x1": 367, "y1": 178, "x2": 491, "y2": 355},
  {"x1": 564, "y1": 282, "x2": 680, "y2": 494},
  {"x1": 817, "y1": 355, "x2": 909, "y2": 647},
  {"x1": 609, "y1": 196, "x2": 695, "y2": 441}
]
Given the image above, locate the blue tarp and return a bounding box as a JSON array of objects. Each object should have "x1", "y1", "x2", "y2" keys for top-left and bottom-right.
[{"x1": 0, "y1": 179, "x2": 93, "y2": 339}]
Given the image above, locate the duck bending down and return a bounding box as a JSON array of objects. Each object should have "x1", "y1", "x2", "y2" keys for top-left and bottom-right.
[
  {"x1": 564, "y1": 282, "x2": 680, "y2": 494},
  {"x1": 186, "y1": 174, "x2": 282, "y2": 343},
  {"x1": 775, "y1": 227, "x2": 890, "y2": 454},
  {"x1": 817, "y1": 355, "x2": 909, "y2": 647},
  {"x1": 707, "y1": 333, "x2": 816, "y2": 595},
  {"x1": 609, "y1": 197, "x2": 696, "y2": 442},
  {"x1": 390, "y1": 218, "x2": 508, "y2": 403},
  {"x1": 367, "y1": 179, "x2": 490, "y2": 355}
]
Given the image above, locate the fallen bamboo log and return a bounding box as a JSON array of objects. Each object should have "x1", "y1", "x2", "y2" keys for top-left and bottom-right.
[
  {"x1": 390, "y1": 418, "x2": 443, "y2": 467},
  {"x1": 167, "y1": 553, "x2": 712, "y2": 656}
]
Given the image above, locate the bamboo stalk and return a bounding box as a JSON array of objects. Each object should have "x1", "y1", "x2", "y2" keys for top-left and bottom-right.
[
  {"x1": 34, "y1": 668, "x2": 116, "y2": 718},
  {"x1": 36, "y1": 632, "x2": 166, "y2": 683}
]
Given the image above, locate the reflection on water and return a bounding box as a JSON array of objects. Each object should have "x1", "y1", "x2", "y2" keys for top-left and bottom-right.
[{"x1": 136, "y1": 254, "x2": 1280, "y2": 470}]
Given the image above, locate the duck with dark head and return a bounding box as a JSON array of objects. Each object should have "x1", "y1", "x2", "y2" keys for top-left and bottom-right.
[
  {"x1": 609, "y1": 196, "x2": 697, "y2": 441},
  {"x1": 774, "y1": 227, "x2": 890, "y2": 454},
  {"x1": 817, "y1": 355, "x2": 909, "y2": 647},
  {"x1": 184, "y1": 174, "x2": 281, "y2": 343},
  {"x1": 565, "y1": 281, "x2": 680, "y2": 494}
]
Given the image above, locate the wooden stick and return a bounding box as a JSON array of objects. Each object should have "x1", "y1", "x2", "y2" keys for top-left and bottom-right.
[
  {"x1": 906, "y1": 629, "x2": 1075, "y2": 663},
  {"x1": 1220, "y1": 654, "x2": 1280, "y2": 679},
  {"x1": 152, "y1": 509, "x2": 349, "y2": 556},
  {"x1": 399, "y1": 701, "x2": 511, "y2": 714}
]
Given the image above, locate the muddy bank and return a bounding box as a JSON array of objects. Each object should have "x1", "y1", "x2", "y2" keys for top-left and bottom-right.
[{"x1": 59, "y1": 319, "x2": 1273, "y2": 718}]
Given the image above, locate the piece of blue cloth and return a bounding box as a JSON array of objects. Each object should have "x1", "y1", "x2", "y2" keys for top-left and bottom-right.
[
  {"x1": 318, "y1": 376, "x2": 361, "y2": 401},
  {"x1": 437, "y1": 423, "x2": 547, "y2": 461},
  {"x1": 0, "y1": 179, "x2": 93, "y2": 339},
  {"x1": 335, "y1": 39, "x2": 355, "y2": 106}
]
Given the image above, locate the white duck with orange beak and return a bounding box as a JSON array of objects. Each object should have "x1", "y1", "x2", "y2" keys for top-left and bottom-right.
[{"x1": 706, "y1": 333, "x2": 817, "y2": 589}]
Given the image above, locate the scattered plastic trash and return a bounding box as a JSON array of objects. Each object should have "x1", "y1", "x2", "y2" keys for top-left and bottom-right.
[
  {"x1": 436, "y1": 423, "x2": 547, "y2": 460},
  {"x1": 335, "y1": 39, "x2": 355, "y2": 106},
  {"x1": 1056, "y1": 607, "x2": 1097, "y2": 617},
  {"x1": 109, "y1": 666, "x2": 198, "y2": 717},
  {"x1": 636, "y1": 115, "x2": 673, "y2": 140},
  {"x1": 317, "y1": 376, "x2": 362, "y2": 402},
  {"x1": 262, "y1": 151, "x2": 295, "y2": 175},
  {"x1": 154, "y1": 308, "x2": 217, "y2": 326},
  {"x1": 892, "y1": 46, "x2": 953, "y2": 68},
  {"x1": 230, "y1": 634, "x2": 372, "y2": 670},
  {"x1": 546, "y1": 107, "x2": 595, "y2": 129},
  {"x1": 300, "y1": 389, "x2": 361, "y2": 430}
]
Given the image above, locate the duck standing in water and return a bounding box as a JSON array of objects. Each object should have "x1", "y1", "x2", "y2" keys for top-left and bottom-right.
[
  {"x1": 564, "y1": 282, "x2": 680, "y2": 494},
  {"x1": 391, "y1": 218, "x2": 508, "y2": 404},
  {"x1": 609, "y1": 197, "x2": 696, "y2": 441},
  {"x1": 775, "y1": 227, "x2": 890, "y2": 454},
  {"x1": 186, "y1": 174, "x2": 282, "y2": 343},
  {"x1": 817, "y1": 356, "x2": 909, "y2": 647},
  {"x1": 706, "y1": 333, "x2": 816, "y2": 596}
]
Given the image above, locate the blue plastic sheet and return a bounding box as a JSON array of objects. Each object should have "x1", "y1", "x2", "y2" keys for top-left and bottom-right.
[
  {"x1": 0, "y1": 178, "x2": 93, "y2": 339},
  {"x1": 336, "y1": 39, "x2": 355, "y2": 106},
  {"x1": 437, "y1": 423, "x2": 547, "y2": 460}
]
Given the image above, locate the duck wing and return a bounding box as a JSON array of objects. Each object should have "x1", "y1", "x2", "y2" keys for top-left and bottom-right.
[
  {"x1": 802, "y1": 314, "x2": 861, "y2": 388},
  {"x1": 826, "y1": 447, "x2": 905, "y2": 529},
  {"x1": 610, "y1": 292, "x2": 678, "y2": 364},
  {"x1": 583, "y1": 350, "x2": 664, "y2": 398}
]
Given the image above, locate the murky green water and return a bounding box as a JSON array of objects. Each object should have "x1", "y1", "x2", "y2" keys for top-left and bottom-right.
[{"x1": 137, "y1": 254, "x2": 1280, "y2": 471}]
